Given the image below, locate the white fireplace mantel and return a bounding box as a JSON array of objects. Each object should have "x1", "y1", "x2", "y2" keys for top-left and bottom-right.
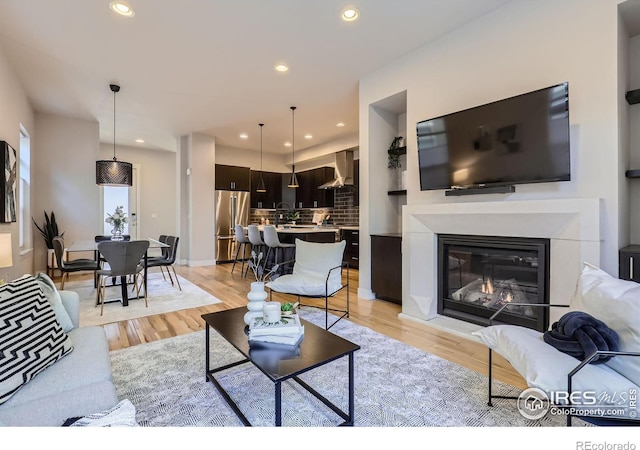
[{"x1": 400, "y1": 198, "x2": 603, "y2": 332}]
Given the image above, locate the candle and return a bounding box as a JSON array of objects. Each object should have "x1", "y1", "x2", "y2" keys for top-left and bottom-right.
[{"x1": 263, "y1": 302, "x2": 281, "y2": 323}]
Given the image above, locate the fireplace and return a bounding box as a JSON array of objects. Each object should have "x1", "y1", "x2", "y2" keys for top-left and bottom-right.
[{"x1": 437, "y1": 234, "x2": 550, "y2": 332}]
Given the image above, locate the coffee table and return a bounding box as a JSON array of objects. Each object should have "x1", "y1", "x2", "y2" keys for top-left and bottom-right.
[{"x1": 202, "y1": 307, "x2": 360, "y2": 426}]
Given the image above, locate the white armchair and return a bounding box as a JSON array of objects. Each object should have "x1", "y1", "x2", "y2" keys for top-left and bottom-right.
[{"x1": 266, "y1": 239, "x2": 349, "y2": 330}]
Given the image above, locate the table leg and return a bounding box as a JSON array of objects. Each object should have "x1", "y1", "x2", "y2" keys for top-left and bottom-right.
[
  {"x1": 275, "y1": 381, "x2": 282, "y2": 426},
  {"x1": 348, "y1": 351, "x2": 354, "y2": 424},
  {"x1": 144, "y1": 251, "x2": 148, "y2": 296},
  {"x1": 205, "y1": 324, "x2": 210, "y2": 382},
  {"x1": 120, "y1": 275, "x2": 129, "y2": 306}
]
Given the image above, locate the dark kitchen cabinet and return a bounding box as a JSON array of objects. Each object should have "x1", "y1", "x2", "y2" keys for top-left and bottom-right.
[
  {"x1": 215, "y1": 164, "x2": 250, "y2": 191},
  {"x1": 340, "y1": 228, "x2": 359, "y2": 269},
  {"x1": 250, "y1": 170, "x2": 282, "y2": 209},
  {"x1": 371, "y1": 234, "x2": 402, "y2": 304},
  {"x1": 619, "y1": 245, "x2": 640, "y2": 282},
  {"x1": 294, "y1": 167, "x2": 334, "y2": 208}
]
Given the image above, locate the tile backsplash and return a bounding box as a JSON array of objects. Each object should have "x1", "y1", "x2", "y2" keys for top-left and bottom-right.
[{"x1": 249, "y1": 187, "x2": 359, "y2": 226}]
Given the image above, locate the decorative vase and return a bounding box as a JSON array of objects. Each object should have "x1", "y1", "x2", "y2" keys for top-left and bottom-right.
[
  {"x1": 244, "y1": 281, "x2": 268, "y2": 325},
  {"x1": 111, "y1": 227, "x2": 124, "y2": 241}
]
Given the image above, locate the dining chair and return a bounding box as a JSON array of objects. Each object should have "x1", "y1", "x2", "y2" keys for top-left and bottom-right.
[
  {"x1": 52, "y1": 237, "x2": 100, "y2": 289},
  {"x1": 95, "y1": 240, "x2": 150, "y2": 316},
  {"x1": 145, "y1": 236, "x2": 181, "y2": 290}
]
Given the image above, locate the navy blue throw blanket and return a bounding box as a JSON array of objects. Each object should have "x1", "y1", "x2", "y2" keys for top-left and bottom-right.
[{"x1": 543, "y1": 311, "x2": 620, "y2": 364}]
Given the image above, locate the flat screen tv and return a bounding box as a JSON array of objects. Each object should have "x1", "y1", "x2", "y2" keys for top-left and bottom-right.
[{"x1": 416, "y1": 82, "x2": 570, "y2": 191}]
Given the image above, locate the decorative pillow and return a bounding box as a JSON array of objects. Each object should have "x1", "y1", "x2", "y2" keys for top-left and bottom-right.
[
  {"x1": 569, "y1": 263, "x2": 640, "y2": 386},
  {"x1": 472, "y1": 324, "x2": 637, "y2": 399},
  {"x1": 34, "y1": 272, "x2": 74, "y2": 332},
  {"x1": 0, "y1": 275, "x2": 74, "y2": 405},
  {"x1": 66, "y1": 399, "x2": 139, "y2": 427}
]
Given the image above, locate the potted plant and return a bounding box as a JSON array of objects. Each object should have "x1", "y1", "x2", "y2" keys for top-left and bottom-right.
[{"x1": 32, "y1": 211, "x2": 64, "y2": 269}]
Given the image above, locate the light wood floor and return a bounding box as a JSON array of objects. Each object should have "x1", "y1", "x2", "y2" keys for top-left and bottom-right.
[{"x1": 83, "y1": 263, "x2": 526, "y2": 390}]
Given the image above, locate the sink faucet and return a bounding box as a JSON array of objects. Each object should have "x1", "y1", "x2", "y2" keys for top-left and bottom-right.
[{"x1": 274, "y1": 202, "x2": 291, "y2": 228}]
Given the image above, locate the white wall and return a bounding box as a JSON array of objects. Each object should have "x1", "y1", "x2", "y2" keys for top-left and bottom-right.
[
  {"x1": 359, "y1": 0, "x2": 624, "y2": 295},
  {"x1": 0, "y1": 39, "x2": 34, "y2": 279},
  {"x1": 184, "y1": 132, "x2": 215, "y2": 266},
  {"x1": 628, "y1": 35, "x2": 640, "y2": 243},
  {"x1": 33, "y1": 113, "x2": 100, "y2": 272}
]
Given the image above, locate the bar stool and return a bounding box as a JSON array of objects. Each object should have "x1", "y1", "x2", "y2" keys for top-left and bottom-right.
[
  {"x1": 263, "y1": 225, "x2": 295, "y2": 270},
  {"x1": 232, "y1": 224, "x2": 251, "y2": 275},
  {"x1": 246, "y1": 225, "x2": 266, "y2": 276}
]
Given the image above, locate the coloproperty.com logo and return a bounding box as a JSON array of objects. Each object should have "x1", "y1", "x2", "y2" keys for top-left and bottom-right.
[{"x1": 517, "y1": 387, "x2": 637, "y2": 420}]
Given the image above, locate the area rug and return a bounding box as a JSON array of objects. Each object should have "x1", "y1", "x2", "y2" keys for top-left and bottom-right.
[
  {"x1": 109, "y1": 308, "x2": 567, "y2": 427},
  {"x1": 64, "y1": 272, "x2": 222, "y2": 327}
]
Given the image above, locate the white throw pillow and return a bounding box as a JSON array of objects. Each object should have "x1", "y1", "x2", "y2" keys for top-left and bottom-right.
[
  {"x1": 34, "y1": 272, "x2": 74, "y2": 332},
  {"x1": 472, "y1": 325, "x2": 637, "y2": 400},
  {"x1": 569, "y1": 263, "x2": 640, "y2": 386}
]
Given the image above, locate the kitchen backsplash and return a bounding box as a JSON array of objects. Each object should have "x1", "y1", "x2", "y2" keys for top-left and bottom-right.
[{"x1": 249, "y1": 187, "x2": 359, "y2": 226}]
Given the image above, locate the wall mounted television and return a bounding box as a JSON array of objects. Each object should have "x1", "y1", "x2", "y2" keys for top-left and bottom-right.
[{"x1": 416, "y1": 82, "x2": 571, "y2": 192}]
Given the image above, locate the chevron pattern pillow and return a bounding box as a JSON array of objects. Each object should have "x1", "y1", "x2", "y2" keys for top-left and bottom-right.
[{"x1": 0, "y1": 275, "x2": 74, "y2": 405}]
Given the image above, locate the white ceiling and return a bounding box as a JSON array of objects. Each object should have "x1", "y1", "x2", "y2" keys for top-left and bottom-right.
[{"x1": 0, "y1": 0, "x2": 525, "y2": 155}]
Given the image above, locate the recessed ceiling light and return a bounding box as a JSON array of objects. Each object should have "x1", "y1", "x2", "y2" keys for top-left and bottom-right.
[
  {"x1": 340, "y1": 7, "x2": 359, "y2": 22},
  {"x1": 274, "y1": 64, "x2": 289, "y2": 72},
  {"x1": 109, "y1": 1, "x2": 135, "y2": 17},
  {"x1": 239, "y1": 133, "x2": 249, "y2": 139},
  {"x1": 304, "y1": 134, "x2": 313, "y2": 139},
  {"x1": 135, "y1": 139, "x2": 144, "y2": 143},
  {"x1": 336, "y1": 122, "x2": 345, "y2": 127},
  {"x1": 284, "y1": 142, "x2": 292, "y2": 147}
]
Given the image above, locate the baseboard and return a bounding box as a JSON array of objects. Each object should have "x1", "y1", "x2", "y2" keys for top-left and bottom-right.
[{"x1": 357, "y1": 288, "x2": 376, "y2": 301}]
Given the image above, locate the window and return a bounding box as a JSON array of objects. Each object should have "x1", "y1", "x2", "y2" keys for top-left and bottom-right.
[{"x1": 19, "y1": 126, "x2": 31, "y2": 250}]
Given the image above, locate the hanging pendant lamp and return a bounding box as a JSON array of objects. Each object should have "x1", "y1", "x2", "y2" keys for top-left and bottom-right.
[
  {"x1": 96, "y1": 84, "x2": 133, "y2": 186},
  {"x1": 287, "y1": 106, "x2": 299, "y2": 188},
  {"x1": 256, "y1": 123, "x2": 266, "y2": 193}
]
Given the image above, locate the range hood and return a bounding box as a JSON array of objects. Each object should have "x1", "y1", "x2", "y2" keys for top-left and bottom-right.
[{"x1": 318, "y1": 150, "x2": 355, "y2": 189}]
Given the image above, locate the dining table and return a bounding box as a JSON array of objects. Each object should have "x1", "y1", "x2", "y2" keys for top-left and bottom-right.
[{"x1": 66, "y1": 238, "x2": 170, "y2": 306}]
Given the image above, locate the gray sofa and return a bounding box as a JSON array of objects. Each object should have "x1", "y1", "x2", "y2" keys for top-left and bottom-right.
[{"x1": 0, "y1": 290, "x2": 118, "y2": 426}]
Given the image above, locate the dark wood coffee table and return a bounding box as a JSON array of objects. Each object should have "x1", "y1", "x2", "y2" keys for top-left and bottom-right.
[{"x1": 202, "y1": 307, "x2": 360, "y2": 426}]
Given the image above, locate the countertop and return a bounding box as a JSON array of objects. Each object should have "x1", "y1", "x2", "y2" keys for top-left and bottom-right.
[
  {"x1": 247, "y1": 225, "x2": 339, "y2": 234},
  {"x1": 370, "y1": 232, "x2": 402, "y2": 238}
]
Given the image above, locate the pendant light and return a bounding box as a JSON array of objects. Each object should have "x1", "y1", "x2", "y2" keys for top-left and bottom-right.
[
  {"x1": 287, "y1": 106, "x2": 299, "y2": 188},
  {"x1": 256, "y1": 123, "x2": 266, "y2": 193},
  {"x1": 96, "y1": 84, "x2": 133, "y2": 186}
]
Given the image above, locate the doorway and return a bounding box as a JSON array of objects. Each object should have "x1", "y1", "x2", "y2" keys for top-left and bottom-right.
[{"x1": 101, "y1": 165, "x2": 140, "y2": 239}]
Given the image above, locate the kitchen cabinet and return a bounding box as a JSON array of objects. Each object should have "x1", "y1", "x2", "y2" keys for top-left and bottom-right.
[
  {"x1": 294, "y1": 167, "x2": 335, "y2": 208},
  {"x1": 250, "y1": 170, "x2": 282, "y2": 209},
  {"x1": 215, "y1": 164, "x2": 250, "y2": 191},
  {"x1": 619, "y1": 245, "x2": 640, "y2": 282},
  {"x1": 371, "y1": 234, "x2": 402, "y2": 304},
  {"x1": 340, "y1": 228, "x2": 359, "y2": 269}
]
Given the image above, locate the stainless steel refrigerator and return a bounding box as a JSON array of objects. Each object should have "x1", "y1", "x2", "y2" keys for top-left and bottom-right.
[{"x1": 215, "y1": 190, "x2": 251, "y2": 263}]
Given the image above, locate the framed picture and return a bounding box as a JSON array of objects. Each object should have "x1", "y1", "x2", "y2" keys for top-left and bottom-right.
[{"x1": 0, "y1": 141, "x2": 16, "y2": 223}]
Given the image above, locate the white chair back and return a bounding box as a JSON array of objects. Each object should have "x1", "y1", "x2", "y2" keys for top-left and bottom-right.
[
  {"x1": 263, "y1": 225, "x2": 282, "y2": 248},
  {"x1": 293, "y1": 239, "x2": 346, "y2": 288},
  {"x1": 235, "y1": 224, "x2": 249, "y2": 243},
  {"x1": 247, "y1": 225, "x2": 264, "y2": 246}
]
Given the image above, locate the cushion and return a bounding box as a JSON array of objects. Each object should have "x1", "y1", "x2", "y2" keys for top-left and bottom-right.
[
  {"x1": 267, "y1": 273, "x2": 342, "y2": 297},
  {"x1": 65, "y1": 399, "x2": 139, "y2": 427},
  {"x1": 569, "y1": 263, "x2": 640, "y2": 386},
  {"x1": 0, "y1": 275, "x2": 74, "y2": 405},
  {"x1": 34, "y1": 272, "x2": 74, "y2": 332},
  {"x1": 472, "y1": 324, "x2": 637, "y2": 401}
]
